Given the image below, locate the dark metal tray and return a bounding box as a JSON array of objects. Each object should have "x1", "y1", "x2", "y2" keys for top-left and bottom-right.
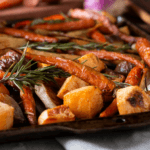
[{"x1": 1, "y1": 111, "x2": 150, "y2": 144}]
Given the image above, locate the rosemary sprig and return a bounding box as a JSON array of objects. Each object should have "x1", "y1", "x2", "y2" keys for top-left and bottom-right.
[
  {"x1": 30, "y1": 12, "x2": 79, "y2": 26},
  {"x1": 0, "y1": 45, "x2": 69, "y2": 91},
  {"x1": 113, "y1": 81, "x2": 131, "y2": 87},
  {"x1": 19, "y1": 42, "x2": 130, "y2": 52}
]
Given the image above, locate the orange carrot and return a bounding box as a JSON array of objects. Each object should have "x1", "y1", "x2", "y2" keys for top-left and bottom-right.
[
  {"x1": 43, "y1": 14, "x2": 65, "y2": 21},
  {"x1": 31, "y1": 19, "x2": 95, "y2": 31},
  {"x1": 14, "y1": 20, "x2": 32, "y2": 28},
  {"x1": 1, "y1": 27, "x2": 58, "y2": 43},
  {"x1": 20, "y1": 51, "x2": 115, "y2": 93},
  {"x1": 20, "y1": 86, "x2": 36, "y2": 125},
  {"x1": 69, "y1": 8, "x2": 139, "y2": 43},
  {"x1": 74, "y1": 50, "x2": 144, "y2": 69},
  {"x1": 14, "y1": 14, "x2": 65, "y2": 28},
  {"x1": 99, "y1": 98, "x2": 118, "y2": 117},
  {"x1": 136, "y1": 38, "x2": 150, "y2": 68},
  {"x1": 0, "y1": 0, "x2": 22, "y2": 9},
  {"x1": 125, "y1": 66, "x2": 142, "y2": 86},
  {"x1": 88, "y1": 29, "x2": 106, "y2": 43}
]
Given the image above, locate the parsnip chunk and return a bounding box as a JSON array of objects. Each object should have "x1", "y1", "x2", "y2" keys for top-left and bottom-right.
[
  {"x1": 117, "y1": 86, "x2": 150, "y2": 115},
  {"x1": 35, "y1": 82, "x2": 61, "y2": 109},
  {"x1": 78, "y1": 53, "x2": 105, "y2": 72},
  {"x1": 0, "y1": 102, "x2": 14, "y2": 130},
  {"x1": 57, "y1": 75, "x2": 89, "y2": 99},
  {"x1": 63, "y1": 86, "x2": 103, "y2": 119},
  {"x1": 38, "y1": 105, "x2": 75, "y2": 125}
]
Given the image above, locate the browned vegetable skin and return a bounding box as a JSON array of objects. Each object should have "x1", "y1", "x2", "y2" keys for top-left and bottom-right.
[
  {"x1": 74, "y1": 50, "x2": 144, "y2": 69},
  {"x1": 0, "y1": 28, "x2": 58, "y2": 43},
  {"x1": 69, "y1": 8, "x2": 139, "y2": 43},
  {"x1": 19, "y1": 50, "x2": 115, "y2": 93},
  {"x1": 20, "y1": 86, "x2": 36, "y2": 125},
  {"x1": 125, "y1": 66, "x2": 142, "y2": 86},
  {"x1": 31, "y1": 19, "x2": 96, "y2": 31},
  {"x1": 136, "y1": 38, "x2": 150, "y2": 68}
]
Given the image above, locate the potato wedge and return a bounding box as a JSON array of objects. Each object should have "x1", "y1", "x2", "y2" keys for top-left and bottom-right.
[
  {"x1": 38, "y1": 105, "x2": 75, "y2": 125},
  {"x1": 117, "y1": 86, "x2": 150, "y2": 115},
  {"x1": 64, "y1": 86, "x2": 103, "y2": 119},
  {"x1": 0, "y1": 93, "x2": 25, "y2": 124},
  {"x1": 57, "y1": 75, "x2": 89, "y2": 99},
  {"x1": 0, "y1": 102, "x2": 14, "y2": 130},
  {"x1": 78, "y1": 53, "x2": 105, "y2": 72},
  {"x1": 35, "y1": 82, "x2": 62, "y2": 109}
]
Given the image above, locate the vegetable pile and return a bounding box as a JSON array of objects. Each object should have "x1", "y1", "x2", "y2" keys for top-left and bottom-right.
[{"x1": 0, "y1": 9, "x2": 149, "y2": 130}]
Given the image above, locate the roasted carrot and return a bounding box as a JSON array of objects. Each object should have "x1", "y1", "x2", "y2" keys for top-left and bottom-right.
[
  {"x1": 1, "y1": 28, "x2": 58, "y2": 43},
  {"x1": 31, "y1": 19, "x2": 96, "y2": 31},
  {"x1": 0, "y1": 0, "x2": 22, "y2": 9},
  {"x1": 16, "y1": 50, "x2": 115, "y2": 93},
  {"x1": 88, "y1": 29, "x2": 106, "y2": 43},
  {"x1": 23, "y1": 0, "x2": 40, "y2": 7},
  {"x1": 43, "y1": 14, "x2": 65, "y2": 21},
  {"x1": 0, "y1": 83, "x2": 10, "y2": 95},
  {"x1": 69, "y1": 9, "x2": 139, "y2": 43},
  {"x1": 20, "y1": 86, "x2": 36, "y2": 125},
  {"x1": 14, "y1": 20, "x2": 32, "y2": 28},
  {"x1": 136, "y1": 38, "x2": 150, "y2": 68},
  {"x1": 74, "y1": 50, "x2": 144, "y2": 69},
  {"x1": 99, "y1": 98, "x2": 118, "y2": 117},
  {"x1": 125, "y1": 66, "x2": 142, "y2": 86},
  {"x1": 14, "y1": 14, "x2": 65, "y2": 28}
]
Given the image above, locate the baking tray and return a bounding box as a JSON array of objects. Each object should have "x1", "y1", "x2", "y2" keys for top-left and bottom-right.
[{"x1": 1, "y1": 13, "x2": 150, "y2": 144}]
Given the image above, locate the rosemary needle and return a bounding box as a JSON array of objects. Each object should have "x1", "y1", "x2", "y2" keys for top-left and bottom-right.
[{"x1": 19, "y1": 42, "x2": 130, "y2": 52}]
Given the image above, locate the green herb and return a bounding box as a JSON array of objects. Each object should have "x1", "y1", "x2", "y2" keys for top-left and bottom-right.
[
  {"x1": 102, "y1": 73, "x2": 118, "y2": 78},
  {"x1": 30, "y1": 12, "x2": 79, "y2": 26},
  {"x1": 19, "y1": 42, "x2": 130, "y2": 52},
  {"x1": 0, "y1": 44, "x2": 69, "y2": 91},
  {"x1": 113, "y1": 81, "x2": 131, "y2": 87},
  {"x1": 30, "y1": 19, "x2": 64, "y2": 26}
]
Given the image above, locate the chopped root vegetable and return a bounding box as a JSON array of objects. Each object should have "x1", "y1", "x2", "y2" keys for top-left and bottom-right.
[
  {"x1": 20, "y1": 50, "x2": 115, "y2": 93},
  {"x1": 57, "y1": 75, "x2": 89, "y2": 99},
  {"x1": 20, "y1": 86, "x2": 36, "y2": 125},
  {"x1": 38, "y1": 105, "x2": 75, "y2": 125},
  {"x1": 63, "y1": 86, "x2": 103, "y2": 119},
  {"x1": 117, "y1": 86, "x2": 150, "y2": 115},
  {"x1": 0, "y1": 102, "x2": 14, "y2": 130},
  {"x1": 0, "y1": 83, "x2": 10, "y2": 95},
  {"x1": 125, "y1": 66, "x2": 142, "y2": 86},
  {"x1": 136, "y1": 38, "x2": 150, "y2": 68},
  {"x1": 69, "y1": 8, "x2": 139, "y2": 43},
  {"x1": 99, "y1": 98, "x2": 118, "y2": 117},
  {"x1": 31, "y1": 19, "x2": 96, "y2": 31},
  {"x1": 0, "y1": 28, "x2": 58, "y2": 43},
  {"x1": 74, "y1": 50, "x2": 144, "y2": 69}
]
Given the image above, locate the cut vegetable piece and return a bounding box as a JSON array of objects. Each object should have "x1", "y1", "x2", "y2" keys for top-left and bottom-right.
[
  {"x1": 0, "y1": 102, "x2": 14, "y2": 130},
  {"x1": 0, "y1": 34, "x2": 27, "y2": 49},
  {"x1": 0, "y1": 93, "x2": 25, "y2": 124},
  {"x1": 0, "y1": 83, "x2": 10, "y2": 95},
  {"x1": 35, "y1": 82, "x2": 62, "y2": 109},
  {"x1": 119, "y1": 26, "x2": 130, "y2": 35},
  {"x1": 78, "y1": 53, "x2": 105, "y2": 72},
  {"x1": 57, "y1": 75, "x2": 89, "y2": 99},
  {"x1": 38, "y1": 105, "x2": 75, "y2": 125},
  {"x1": 63, "y1": 86, "x2": 103, "y2": 119},
  {"x1": 117, "y1": 86, "x2": 150, "y2": 115}
]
